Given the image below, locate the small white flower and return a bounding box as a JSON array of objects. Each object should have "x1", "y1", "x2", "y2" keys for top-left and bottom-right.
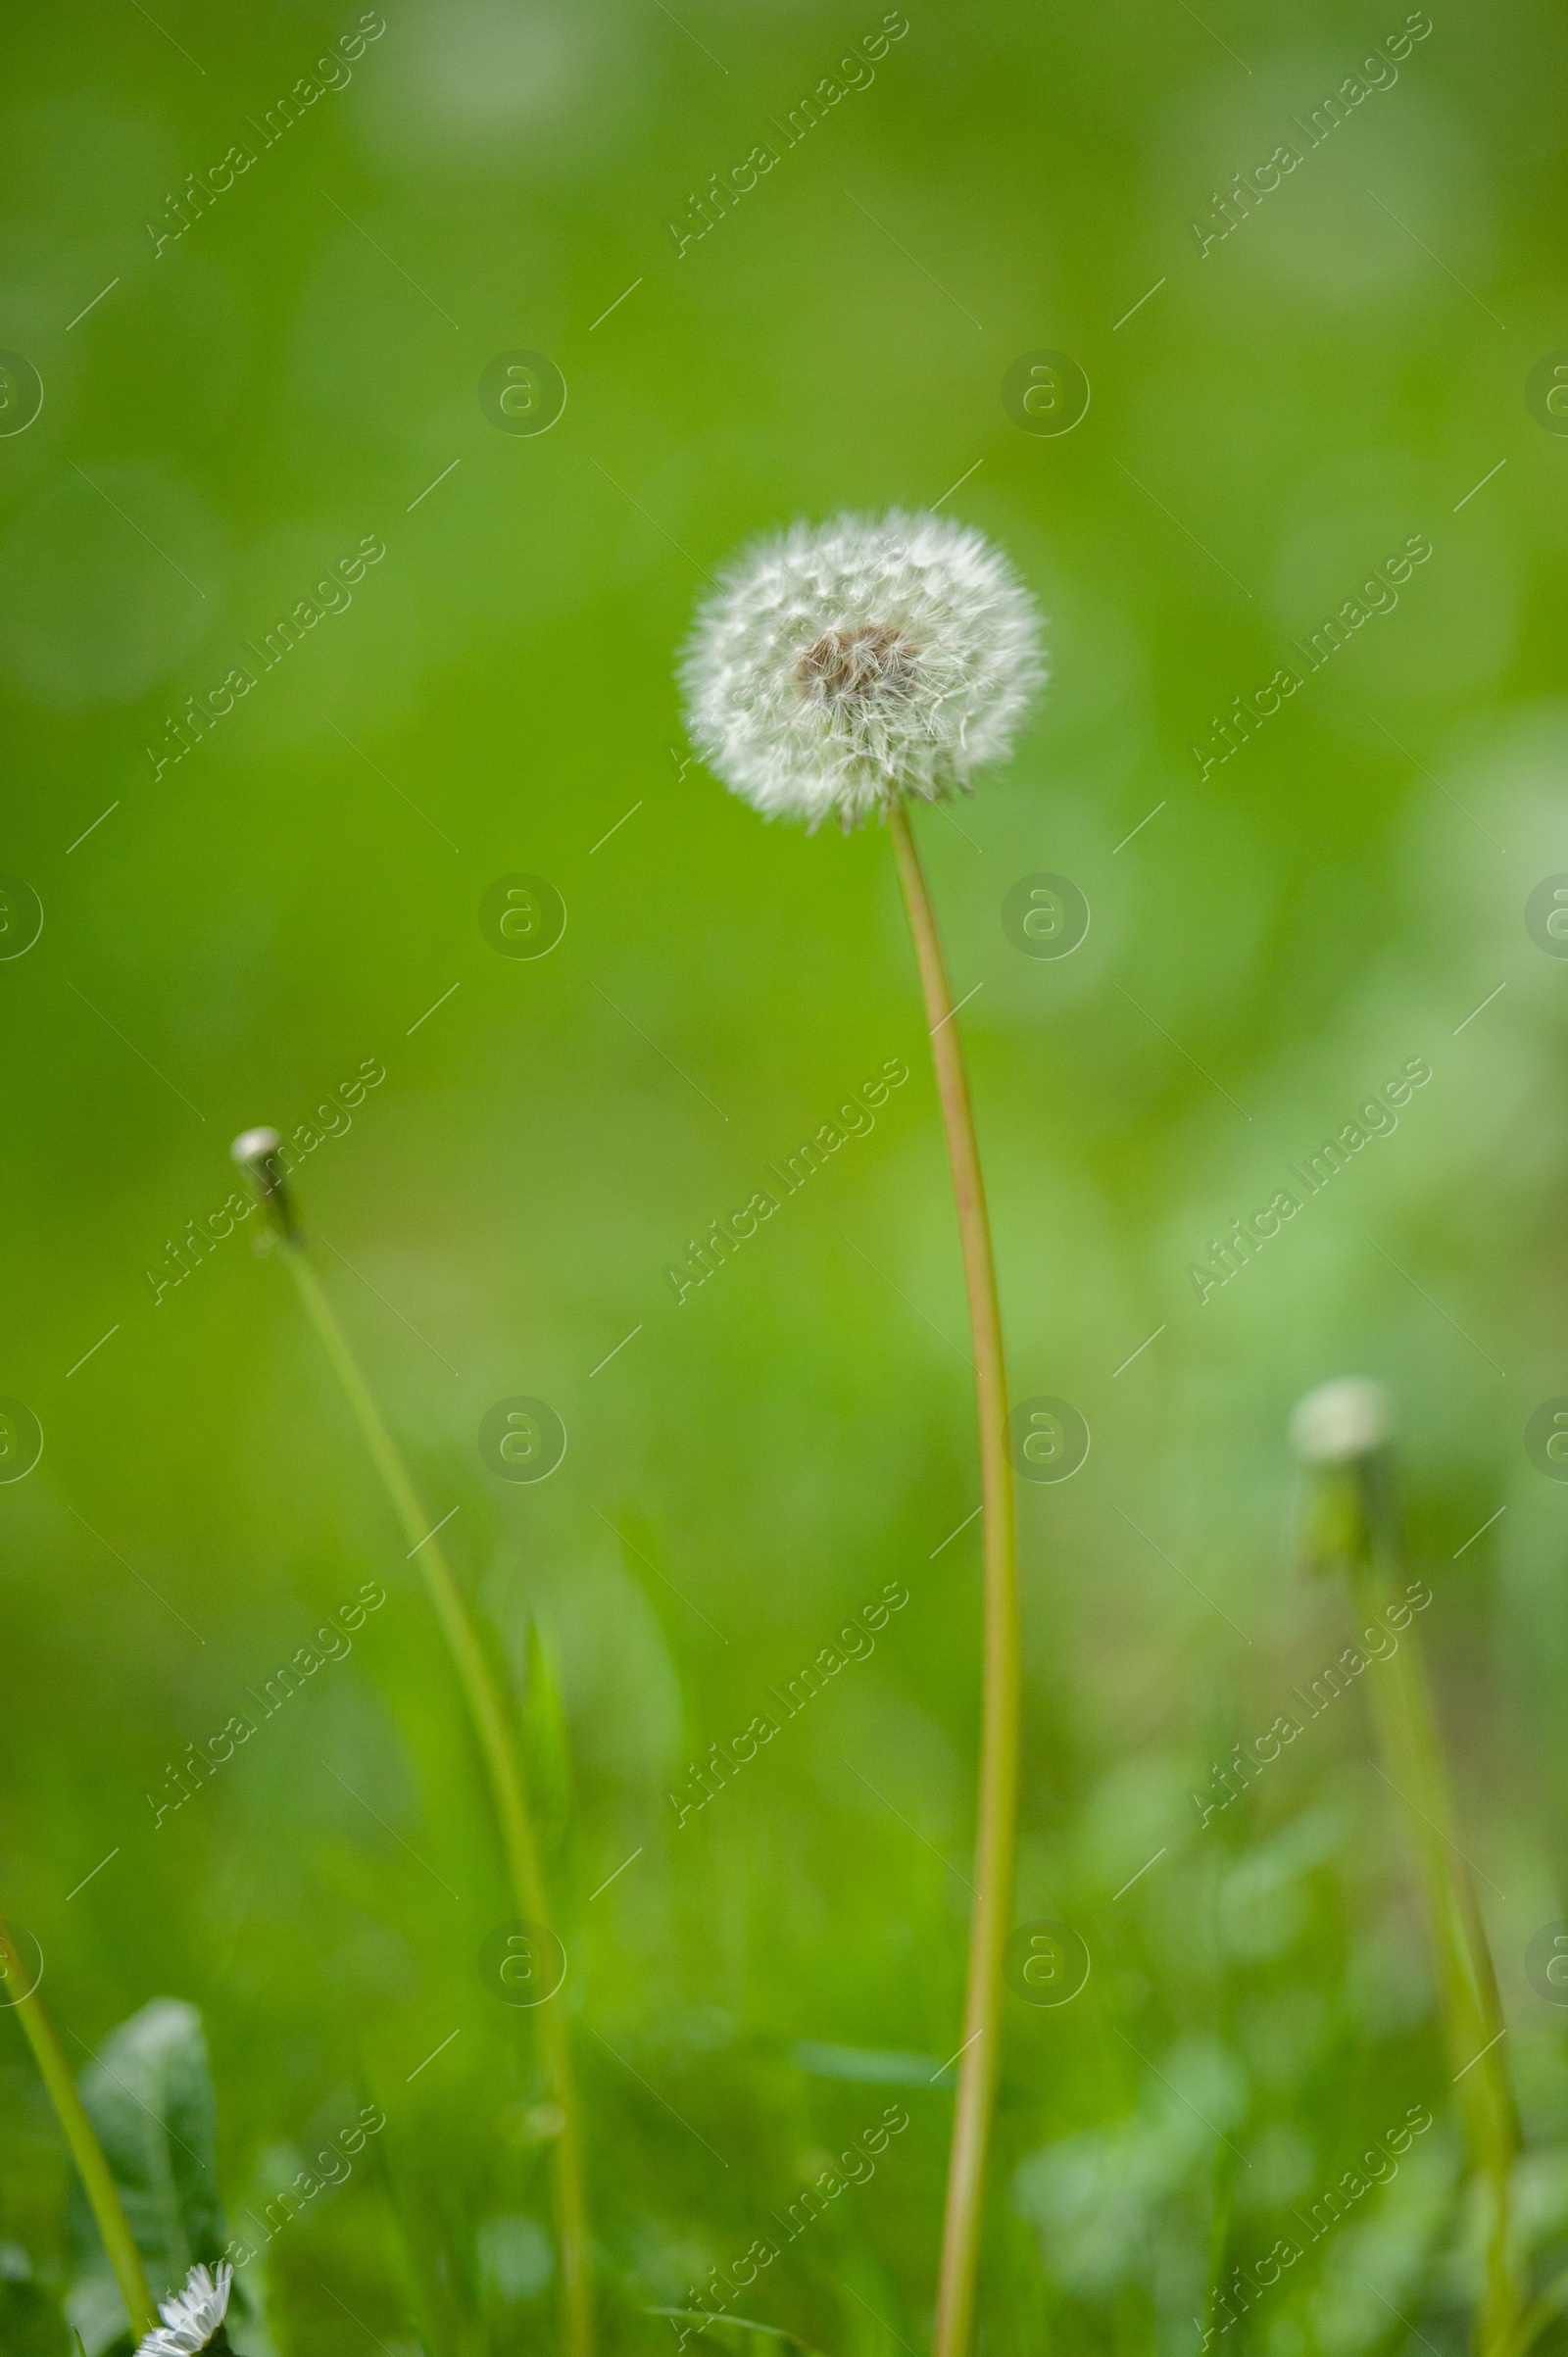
[
  {"x1": 680, "y1": 509, "x2": 1045, "y2": 829},
  {"x1": 136, "y1": 2262, "x2": 232, "y2": 2356},
  {"x1": 1289, "y1": 1377, "x2": 1394, "y2": 1466}
]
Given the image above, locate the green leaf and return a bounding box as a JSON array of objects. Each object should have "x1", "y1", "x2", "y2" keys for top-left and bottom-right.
[{"x1": 68, "y1": 1999, "x2": 227, "y2": 2355}]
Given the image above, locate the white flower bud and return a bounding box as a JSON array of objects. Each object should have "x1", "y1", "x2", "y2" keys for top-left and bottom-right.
[
  {"x1": 680, "y1": 510, "x2": 1045, "y2": 830},
  {"x1": 1289, "y1": 1377, "x2": 1394, "y2": 1466},
  {"x1": 229, "y1": 1125, "x2": 298, "y2": 1242},
  {"x1": 230, "y1": 1126, "x2": 280, "y2": 1168}
]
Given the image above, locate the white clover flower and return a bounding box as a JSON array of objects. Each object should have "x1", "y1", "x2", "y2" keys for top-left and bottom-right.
[
  {"x1": 1289, "y1": 1377, "x2": 1394, "y2": 1466},
  {"x1": 136, "y1": 2262, "x2": 233, "y2": 2356},
  {"x1": 680, "y1": 510, "x2": 1045, "y2": 830}
]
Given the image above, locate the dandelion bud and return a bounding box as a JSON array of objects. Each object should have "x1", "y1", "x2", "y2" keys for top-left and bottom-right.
[
  {"x1": 680, "y1": 510, "x2": 1045, "y2": 831},
  {"x1": 1288, "y1": 1377, "x2": 1394, "y2": 1467},
  {"x1": 229, "y1": 1125, "x2": 299, "y2": 1243},
  {"x1": 1290, "y1": 1378, "x2": 1397, "y2": 1580}
]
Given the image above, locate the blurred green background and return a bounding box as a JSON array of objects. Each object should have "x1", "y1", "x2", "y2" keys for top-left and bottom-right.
[{"x1": 4, "y1": 1, "x2": 1568, "y2": 2351}]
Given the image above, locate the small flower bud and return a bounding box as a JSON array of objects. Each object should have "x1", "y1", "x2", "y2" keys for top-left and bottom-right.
[
  {"x1": 1289, "y1": 1377, "x2": 1394, "y2": 1467},
  {"x1": 1290, "y1": 1379, "x2": 1399, "y2": 1581},
  {"x1": 229, "y1": 1126, "x2": 299, "y2": 1243}
]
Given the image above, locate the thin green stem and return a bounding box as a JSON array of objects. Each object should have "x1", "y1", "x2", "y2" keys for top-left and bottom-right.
[
  {"x1": 888, "y1": 805, "x2": 1020, "y2": 2357},
  {"x1": 0, "y1": 1910, "x2": 158, "y2": 2339},
  {"x1": 1348, "y1": 1458, "x2": 1518, "y2": 2357},
  {"x1": 278, "y1": 1242, "x2": 593, "y2": 2357}
]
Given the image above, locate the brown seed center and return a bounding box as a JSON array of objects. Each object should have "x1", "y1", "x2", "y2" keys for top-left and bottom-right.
[{"x1": 795, "y1": 623, "x2": 914, "y2": 705}]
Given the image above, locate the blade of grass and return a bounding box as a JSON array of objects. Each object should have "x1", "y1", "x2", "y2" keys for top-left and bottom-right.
[
  {"x1": 1298, "y1": 1410, "x2": 1521, "y2": 2357},
  {"x1": 232, "y1": 1133, "x2": 592, "y2": 2357},
  {"x1": 0, "y1": 1907, "x2": 158, "y2": 2340},
  {"x1": 1349, "y1": 1453, "x2": 1518, "y2": 2356}
]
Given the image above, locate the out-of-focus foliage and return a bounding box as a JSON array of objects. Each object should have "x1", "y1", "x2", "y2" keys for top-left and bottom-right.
[{"x1": 1, "y1": 0, "x2": 1565, "y2": 2351}]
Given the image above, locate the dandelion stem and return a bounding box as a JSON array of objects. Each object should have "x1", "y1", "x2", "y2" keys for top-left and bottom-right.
[
  {"x1": 1348, "y1": 1453, "x2": 1519, "y2": 2357},
  {"x1": 274, "y1": 1239, "x2": 593, "y2": 2357},
  {"x1": 0, "y1": 1909, "x2": 158, "y2": 2338},
  {"x1": 888, "y1": 804, "x2": 1020, "y2": 2357}
]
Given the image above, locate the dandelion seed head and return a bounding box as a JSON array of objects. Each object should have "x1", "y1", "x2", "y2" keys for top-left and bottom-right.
[
  {"x1": 136, "y1": 2262, "x2": 232, "y2": 2356},
  {"x1": 1289, "y1": 1377, "x2": 1394, "y2": 1466},
  {"x1": 680, "y1": 510, "x2": 1045, "y2": 829}
]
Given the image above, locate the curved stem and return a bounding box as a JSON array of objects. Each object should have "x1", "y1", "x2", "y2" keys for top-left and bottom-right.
[
  {"x1": 888, "y1": 804, "x2": 1020, "y2": 2357},
  {"x1": 0, "y1": 1910, "x2": 158, "y2": 2339},
  {"x1": 280, "y1": 1245, "x2": 593, "y2": 2357}
]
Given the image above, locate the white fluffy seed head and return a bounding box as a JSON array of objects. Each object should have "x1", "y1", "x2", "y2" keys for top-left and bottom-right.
[
  {"x1": 1289, "y1": 1378, "x2": 1395, "y2": 1466},
  {"x1": 680, "y1": 510, "x2": 1046, "y2": 830}
]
